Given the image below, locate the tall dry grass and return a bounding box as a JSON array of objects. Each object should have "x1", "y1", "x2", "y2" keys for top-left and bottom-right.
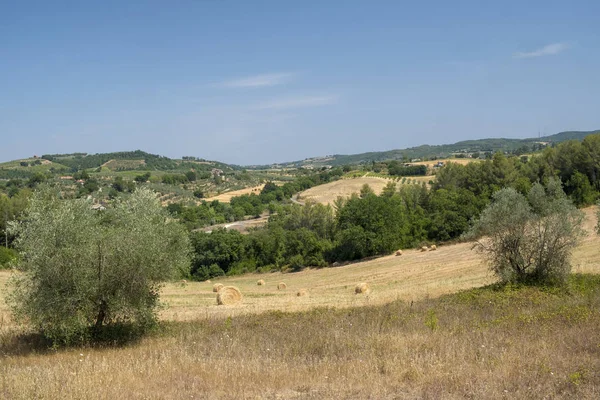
[{"x1": 1, "y1": 275, "x2": 599, "y2": 399}]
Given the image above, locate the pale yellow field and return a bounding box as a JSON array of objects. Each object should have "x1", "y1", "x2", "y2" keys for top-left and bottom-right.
[
  {"x1": 164, "y1": 207, "x2": 600, "y2": 321},
  {"x1": 297, "y1": 176, "x2": 388, "y2": 205},
  {"x1": 3, "y1": 208, "x2": 596, "y2": 329},
  {"x1": 204, "y1": 184, "x2": 265, "y2": 203},
  {"x1": 412, "y1": 158, "x2": 480, "y2": 167}
]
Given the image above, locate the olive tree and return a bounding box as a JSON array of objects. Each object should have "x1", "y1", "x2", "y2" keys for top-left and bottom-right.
[
  {"x1": 464, "y1": 179, "x2": 585, "y2": 285},
  {"x1": 8, "y1": 187, "x2": 191, "y2": 344}
]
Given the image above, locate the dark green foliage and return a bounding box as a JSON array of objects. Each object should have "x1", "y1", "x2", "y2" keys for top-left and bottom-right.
[
  {"x1": 387, "y1": 161, "x2": 428, "y2": 176},
  {"x1": 162, "y1": 174, "x2": 189, "y2": 185},
  {"x1": 134, "y1": 172, "x2": 151, "y2": 183},
  {"x1": 112, "y1": 177, "x2": 135, "y2": 193},
  {"x1": 190, "y1": 229, "x2": 246, "y2": 279},
  {"x1": 0, "y1": 246, "x2": 18, "y2": 269},
  {"x1": 41, "y1": 150, "x2": 178, "y2": 171},
  {"x1": 465, "y1": 180, "x2": 585, "y2": 285}
]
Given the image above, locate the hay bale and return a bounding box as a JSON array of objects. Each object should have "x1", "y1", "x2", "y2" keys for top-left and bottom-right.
[
  {"x1": 296, "y1": 289, "x2": 308, "y2": 297},
  {"x1": 355, "y1": 282, "x2": 370, "y2": 294},
  {"x1": 395, "y1": 249, "x2": 403, "y2": 256},
  {"x1": 216, "y1": 286, "x2": 243, "y2": 305},
  {"x1": 206, "y1": 280, "x2": 211, "y2": 283},
  {"x1": 212, "y1": 283, "x2": 224, "y2": 292},
  {"x1": 257, "y1": 279, "x2": 265, "y2": 286},
  {"x1": 420, "y1": 246, "x2": 428, "y2": 252},
  {"x1": 430, "y1": 244, "x2": 437, "y2": 251},
  {"x1": 277, "y1": 282, "x2": 287, "y2": 290}
]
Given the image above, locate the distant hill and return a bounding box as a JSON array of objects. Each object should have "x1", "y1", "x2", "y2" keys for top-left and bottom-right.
[
  {"x1": 0, "y1": 150, "x2": 240, "y2": 179},
  {"x1": 270, "y1": 129, "x2": 600, "y2": 168},
  {"x1": 39, "y1": 150, "x2": 239, "y2": 172}
]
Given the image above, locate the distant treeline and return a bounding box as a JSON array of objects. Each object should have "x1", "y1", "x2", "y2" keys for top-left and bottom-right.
[
  {"x1": 42, "y1": 150, "x2": 178, "y2": 171},
  {"x1": 188, "y1": 134, "x2": 600, "y2": 280},
  {"x1": 168, "y1": 168, "x2": 344, "y2": 229},
  {"x1": 387, "y1": 161, "x2": 428, "y2": 176}
]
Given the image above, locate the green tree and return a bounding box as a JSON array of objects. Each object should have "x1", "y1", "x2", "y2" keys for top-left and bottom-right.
[
  {"x1": 464, "y1": 180, "x2": 585, "y2": 285},
  {"x1": 7, "y1": 187, "x2": 191, "y2": 344}
]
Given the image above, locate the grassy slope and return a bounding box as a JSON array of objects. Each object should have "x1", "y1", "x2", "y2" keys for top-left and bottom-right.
[
  {"x1": 280, "y1": 129, "x2": 600, "y2": 167},
  {"x1": 0, "y1": 209, "x2": 598, "y2": 398},
  {"x1": 1, "y1": 275, "x2": 598, "y2": 399}
]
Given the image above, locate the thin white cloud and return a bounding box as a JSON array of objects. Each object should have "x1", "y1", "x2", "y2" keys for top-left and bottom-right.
[
  {"x1": 513, "y1": 42, "x2": 569, "y2": 59},
  {"x1": 221, "y1": 73, "x2": 293, "y2": 88},
  {"x1": 255, "y1": 95, "x2": 338, "y2": 110}
]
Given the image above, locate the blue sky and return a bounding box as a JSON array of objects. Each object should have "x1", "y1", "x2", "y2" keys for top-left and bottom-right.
[{"x1": 1, "y1": 1, "x2": 599, "y2": 165}]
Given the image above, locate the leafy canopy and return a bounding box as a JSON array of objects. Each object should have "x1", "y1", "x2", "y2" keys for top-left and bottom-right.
[
  {"x1": 8, "y1": 186, "x2": 191, "y2": 344},
  {"x1": 465, "y1": 179, "x2": 585, "y2": 285}
]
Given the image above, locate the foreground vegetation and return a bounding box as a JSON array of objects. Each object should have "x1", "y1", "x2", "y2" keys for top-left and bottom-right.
[{"x1": 1, "y1": 274, "x2": 598, "y2": 399}]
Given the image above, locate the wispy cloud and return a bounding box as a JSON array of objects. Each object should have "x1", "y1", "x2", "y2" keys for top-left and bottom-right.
[
  {"x1": 513, "y1": 42, "x2": 569, "y2": 59},
  {"x1": 254, "y1": 95, "x2": 338, "y2": 110},
  {"x1": 221, "y1": 73, "x2": 294, "y2": 88}
]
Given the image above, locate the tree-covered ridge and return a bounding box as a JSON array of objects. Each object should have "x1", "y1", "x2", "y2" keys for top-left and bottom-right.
[
  {"x1": 276, "y1": 129, "x2": 600, "y2": 167},
  {"x1": 40, "y1": 150, "x2": 237, "y2": 172}
]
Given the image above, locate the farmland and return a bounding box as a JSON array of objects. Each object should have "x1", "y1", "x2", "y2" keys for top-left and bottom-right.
[
  {"x1": 1, "y1": 208, "x2": 599, "y2": 399},
  {"x1": 297, "y1": 175, "x2": 433, "y2": 205}
]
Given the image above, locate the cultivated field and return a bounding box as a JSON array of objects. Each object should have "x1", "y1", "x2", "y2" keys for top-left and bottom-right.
[
  {"x1": 204, "y1": 184, "x2": 265, "y2": 203},
  {"x1": 2, "y1": 208, "x2": 597, "y2": 326},
  {"x1": 298, "y1": 176, "x2": 432, "y2": 206},
  {"x1": 0, "y1": 208, "x2": 598, "y2": 399},
  {"x1": 412, "y1": 158, "x2": 479, "y2": 167}
]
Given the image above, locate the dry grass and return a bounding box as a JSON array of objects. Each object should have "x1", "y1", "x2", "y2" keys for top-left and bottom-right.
[
  {"x1": 412, "y1": 158, "x2": 480, "y2": 167},
  {"x1": 298, "y1": 176, "x2": 434, "y2": 205},
  {"x1": 298, "y1": 177, "x2": 392, "y2": 205},
  {"x1": 216, "y1": 286, "x2": 243, "y2": 306},
  {"x1": 204, "y1": 184, "x2": 265, "y2": 203},
  {"x1": 1, "y1": 275, "x2": 599, "y2": 399},
  {"x1": 0, "y1": 208, "x2": 598, "y2": 399},
  {"x1": 212, "y1": 283, "x2": 224, "y2": 293}
]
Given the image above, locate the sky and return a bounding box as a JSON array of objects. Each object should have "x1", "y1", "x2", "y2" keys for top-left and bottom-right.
[{"x1": 1, "y1": 1, "x2": 599, "y2": 165}]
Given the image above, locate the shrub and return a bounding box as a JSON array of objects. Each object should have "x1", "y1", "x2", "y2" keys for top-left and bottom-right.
[
  {"x1": 7, "y1": 186, "x2": 191, "y2": 345},
  {"x1": 464, "y1": 179, "x2": 585, "y2": 285},
  {"x1": 0, "y1": 246, "x2": 17, "y2": 269}
]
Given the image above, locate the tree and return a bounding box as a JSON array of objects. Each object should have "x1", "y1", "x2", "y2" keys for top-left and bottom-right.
[
  {"x1": 7, "y1": 186, "x2": 191, "y2": 344},
  {"x1": 464, "y1": 179, "x2": 585, "y2": 285}
]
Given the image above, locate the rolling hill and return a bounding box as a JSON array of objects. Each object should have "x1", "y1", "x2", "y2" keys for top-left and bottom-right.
[{"x1": 268, "y1": 129, "x2": 600, "y2": 168}]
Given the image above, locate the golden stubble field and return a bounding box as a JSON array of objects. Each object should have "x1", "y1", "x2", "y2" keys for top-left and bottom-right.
[
  {"x1": 2, "y1": 208, "x2": 597, "y2": 327},
  {"x1": 297, "y1": 176, "x2": 433, "y2": 206},
  {"x1": 0, "y1": 208, "x2": 598, "y2": 399},
  {"x1": 204, "y1": 184, "x2": 265, "y2": 203}
]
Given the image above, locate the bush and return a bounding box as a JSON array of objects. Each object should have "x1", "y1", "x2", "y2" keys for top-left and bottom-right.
[
  {"x1": 464, "y1": 179, "x2": 585, "y2": 285},
  {"x1": 0, "y1": 246, "x2": 17, "y2": 269},
  {"x1": 7, "y1": 186, "x2": 191, "y2": 345}
]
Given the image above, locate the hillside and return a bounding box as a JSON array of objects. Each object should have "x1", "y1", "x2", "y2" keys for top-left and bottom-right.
[
  {"x1": 1, "y1": 208, "x2": 599, "y2": 399},
  {"x1": 271, "y1": 129, "x2": 600, "y2": 168}
]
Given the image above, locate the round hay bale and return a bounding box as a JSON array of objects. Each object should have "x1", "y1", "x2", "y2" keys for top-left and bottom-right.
[
  {"x1": 395, "y1": 249, "x2": 403, "y2": 256},
  {"x1": 212, "y1": 283, "x2": 224, "y2": 293},
  {"x1": 257, "y1": 279, "x2": 265, "y2": 286},
  {"x1": 216, "y1": 286, "x2": 243, "y2": 305},
  {"x1": 420, "y1": 246, "x2": 428, "y2": 252},
  {"x1": 277, "y1": 282, "x2": 287, "y2": 290},
  {"x1": 355, "y1": 282, "x2": 370, "y2": 294},
  {"x1": 430, "y1": 244, "x2": 437, "y2": 251},
  {"x1": 206, "y1": 280, "x2": 211, "y2": 283},
  {"x1": 296, "y1": 289, "x2": 308, "y2": 297}
]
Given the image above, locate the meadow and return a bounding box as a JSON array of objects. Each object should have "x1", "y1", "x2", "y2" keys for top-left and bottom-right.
[{"x1": 0, "y1": 208, "x2": 598, "y2": 399}]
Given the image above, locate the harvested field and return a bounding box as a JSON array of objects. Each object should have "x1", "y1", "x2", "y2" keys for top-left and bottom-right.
[
  {"x1": 298, "y1": 177, "x2": 392, "y2": 205},
  {"x1": 412, "y1": 158, "x2": 480, "y2": 167},
  {"x1": 0, "y1": 209, "x2": 598, "y2": 399},
  {"x1": 1, "y1": 208, "x2": 598, "y2": 327},
  {"x1": 204, "y1": 184, "x2": 265, "y2": 203}
]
